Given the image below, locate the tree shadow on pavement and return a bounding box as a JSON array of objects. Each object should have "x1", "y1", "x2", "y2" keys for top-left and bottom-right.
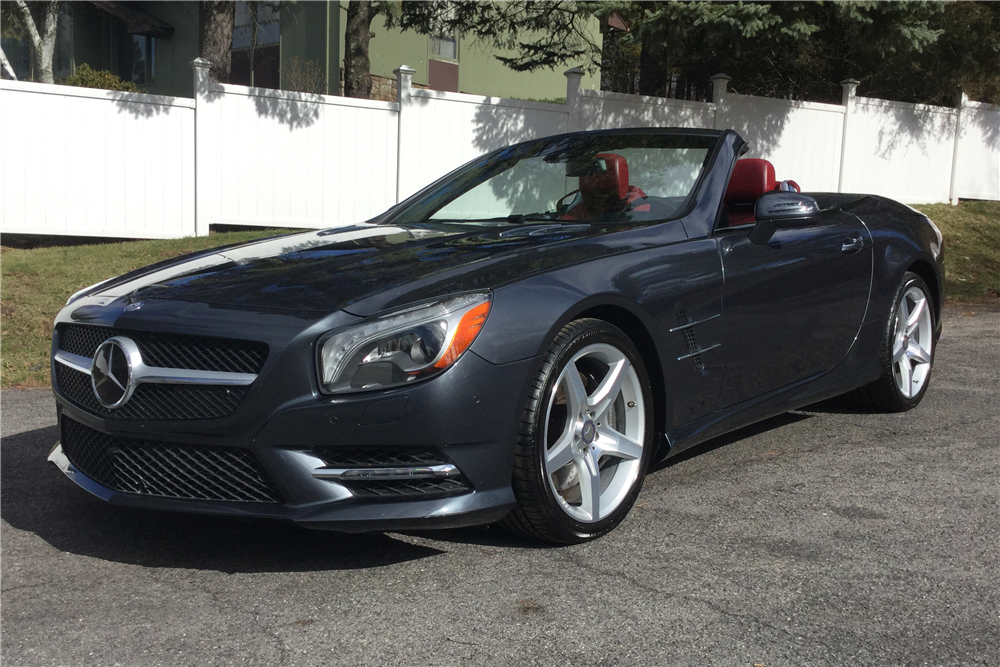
[{"x1": 0, "y1": 425, "x2": 443, "y2": 573}]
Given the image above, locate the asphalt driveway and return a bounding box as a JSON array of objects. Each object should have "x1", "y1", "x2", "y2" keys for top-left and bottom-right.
[{"x1": 2, "y1": 304, "x2": 997, "y2": 667}]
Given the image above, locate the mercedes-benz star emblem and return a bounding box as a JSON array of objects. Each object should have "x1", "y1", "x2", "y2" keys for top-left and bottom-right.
[{"x1": 91, "y1": 339, "x2": 134, "y2": 408}]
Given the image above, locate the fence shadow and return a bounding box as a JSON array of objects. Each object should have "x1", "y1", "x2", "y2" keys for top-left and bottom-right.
[
  {"x1": 856, "y1": 99, "x2": 958, "y2": 161},
  {"x1": 110, "y1": 90, "x2": 173, "y2": 118},
  {"x1": 470, "y1": 91, "x2": 797, "y2": 173},
  {"x1": 965, "y1": 101, "x2": 1000, "y2": 150},
  {"x1": 0, "y1": 424, "x2": 443, "y2": 573}
]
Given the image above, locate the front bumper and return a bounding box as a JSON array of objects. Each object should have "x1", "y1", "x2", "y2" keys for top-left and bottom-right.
[{"x1": 51, "y1": 346, "x2": 536, "y2": 532}]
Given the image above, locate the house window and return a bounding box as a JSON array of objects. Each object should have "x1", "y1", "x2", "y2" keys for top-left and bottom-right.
[
  {"x1": 231, "y1": 1, "x2": 280, "y2": 89},
  {"x1": 428, "y1": 33, "x2": 459, "y2": 92},
  {"x1": 130, "y1": 34, "x2": 154, "y2": 85},
  {"x1": 429, "y1": 34, "x2": 458, "y2": 62}
]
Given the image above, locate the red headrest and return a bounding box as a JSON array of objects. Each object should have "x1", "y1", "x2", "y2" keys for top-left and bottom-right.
[
  {"x1": 580, "y1": 153, "x2": 629, "y2": 201},
  {"x1": 726, "y1": 158, "x2": 777, "y2": 203}
]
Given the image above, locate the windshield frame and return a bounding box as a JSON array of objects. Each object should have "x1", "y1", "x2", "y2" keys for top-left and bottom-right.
[{"x1": 378, "y1": 128, "x2": 726, "y2": 228}]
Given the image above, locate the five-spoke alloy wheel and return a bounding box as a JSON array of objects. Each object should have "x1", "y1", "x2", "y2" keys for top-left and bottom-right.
[
  {"x1": 503, "y1": 319, "x2": 654, "y2": 543},
  {"x1": 852, "y1": 271, "x2": 936, "y2": 412},
  {"x1": 892, "y1": 283, "x2": 934, "y2": 399}
]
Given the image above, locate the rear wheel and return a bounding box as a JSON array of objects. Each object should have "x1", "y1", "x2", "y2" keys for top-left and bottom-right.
[
  {"x1": 503, "y1": 319, "x2": 654, "y2": 543},
  {"x1": 852, "y1": 271, "x2": 935, "y2": 412}
]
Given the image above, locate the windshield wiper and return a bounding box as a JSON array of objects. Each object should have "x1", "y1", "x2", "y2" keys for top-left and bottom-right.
[
  {"x1": 426, "y1": 215, "x2": 556, "y2": 224},
  {"x1": 505, "y1": 214, "x2": 557, "y2": 224}
]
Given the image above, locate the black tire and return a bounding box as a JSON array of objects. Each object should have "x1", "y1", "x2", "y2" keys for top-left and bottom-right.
[
  {"x1": 850, "y1": 271, "x2": 936, "y2": 412},
  {"x1": 502, "y1": 318, "x2": 654, "y2": 544}
]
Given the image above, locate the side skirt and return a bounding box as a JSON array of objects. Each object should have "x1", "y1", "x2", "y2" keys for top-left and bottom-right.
[{"x1": 662, "y1": 357, "x2": 881, "y2": 461}]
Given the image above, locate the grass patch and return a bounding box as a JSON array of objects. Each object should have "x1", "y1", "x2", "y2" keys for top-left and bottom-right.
[
  {"x1": 1, "y1": 229, "x2": 294, "y2": 388},
  {"x1": 915, "y1": 201, "x2": 1000, "y2": 303},
  {"x1": 1, "y1": 202, "x2": 997, "y2": 389}
]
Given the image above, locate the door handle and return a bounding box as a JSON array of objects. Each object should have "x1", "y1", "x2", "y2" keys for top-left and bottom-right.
[{"x1": 841, "y1": 235, "x2": 864, "y2": 254}]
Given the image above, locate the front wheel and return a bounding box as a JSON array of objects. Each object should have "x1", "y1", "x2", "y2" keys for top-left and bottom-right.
[
  {"x1": 502, "y1": 319, "x2": 654, "y2": 543},
  {"x1": 852, "y1": 271, "x2": 936, "y2": 412}
]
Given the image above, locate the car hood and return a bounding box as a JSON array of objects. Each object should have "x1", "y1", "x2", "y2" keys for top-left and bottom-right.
[{"x1": 87, "y1": 222, "x2": 614, "y2": 316}]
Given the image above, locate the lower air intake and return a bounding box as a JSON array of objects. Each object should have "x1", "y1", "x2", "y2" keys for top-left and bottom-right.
[{"x1": 61, "y1": 417, "x2": 284, "y2": 503}]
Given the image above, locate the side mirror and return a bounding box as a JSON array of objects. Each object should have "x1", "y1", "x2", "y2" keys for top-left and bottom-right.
[{"x1": 749, "y1": 192, "x2": 821, "y2": 245}]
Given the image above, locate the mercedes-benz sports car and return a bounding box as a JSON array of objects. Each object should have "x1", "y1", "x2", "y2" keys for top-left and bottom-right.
[{"x1": 48, "y1": 128, "x2": 943, "y2": 543}]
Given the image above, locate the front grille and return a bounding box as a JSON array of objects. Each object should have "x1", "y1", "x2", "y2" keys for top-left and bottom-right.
[
  {"x1": 313, "y1": 447, "x2": 471, "y2": 499},
  {"x1": 61, "y1": 417, "x2": 284, "y2": 503},
  {"x1": 57, "y1": 325, "x2": 268, "y2": 374},
  {"x1": 55, "y1": 364, "x2": 247, "y2": 421},
  {"x1": 54, "y1": 325, "x2": 266, "y2": 421}
]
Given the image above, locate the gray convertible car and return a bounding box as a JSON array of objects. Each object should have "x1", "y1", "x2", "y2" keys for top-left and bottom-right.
[{"x1": 49, "y1": 128, "x2": 943, "y2": 543}]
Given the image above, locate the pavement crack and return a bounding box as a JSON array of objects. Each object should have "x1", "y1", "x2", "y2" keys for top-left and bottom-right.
[{"x1": 1, "y1": 582, "x2": 49, "y2": 594}]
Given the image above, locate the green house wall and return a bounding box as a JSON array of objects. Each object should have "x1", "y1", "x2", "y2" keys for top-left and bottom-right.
[{"x1": 58, "y1": 1, "x2": 600, "y2": 101}]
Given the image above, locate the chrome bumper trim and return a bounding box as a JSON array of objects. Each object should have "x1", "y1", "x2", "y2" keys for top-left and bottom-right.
[{"x1": 312, "y1": 464, "x2": 459, "y2": 481}]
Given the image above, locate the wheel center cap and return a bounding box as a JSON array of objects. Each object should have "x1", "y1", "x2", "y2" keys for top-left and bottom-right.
[{"x1": 581, "y1": 420, "x2": 597, "y2": 445}]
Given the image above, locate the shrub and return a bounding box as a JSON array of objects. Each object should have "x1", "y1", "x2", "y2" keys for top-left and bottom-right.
[
  {"x1": 283, "y1": 57, "x2": 327, "y2": 95},
  {"x1": 63, "y1": 64, "x2": 141, "y2": 93}
]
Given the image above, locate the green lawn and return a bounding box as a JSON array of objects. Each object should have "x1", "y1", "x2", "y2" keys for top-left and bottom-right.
[
  {"x1": 2, "y1": 201, "x2": 997, "y2": 388},
  {"x1": 914, "y1": 201, "x2": 1000, "y2": 302}
]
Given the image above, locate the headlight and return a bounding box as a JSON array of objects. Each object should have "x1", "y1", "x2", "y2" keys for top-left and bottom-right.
[{"x1": 317, "y1": 292, "x2": 491, "y2": 394}]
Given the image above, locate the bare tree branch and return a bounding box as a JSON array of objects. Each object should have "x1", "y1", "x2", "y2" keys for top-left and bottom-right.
[
  {"x1": 13, "y1": 0, "x2": 43, "y2": 50},
  {"x1": 0, "y1": 46, "x2": 17, "y2": 80}
]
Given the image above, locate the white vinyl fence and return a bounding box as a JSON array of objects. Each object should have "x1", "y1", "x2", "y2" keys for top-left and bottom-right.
[
  {"x1": 1, "y1": 61, "x2": 997, "y2": 239},
  {"x1": 0, "y1": 79, "x2": 195, "y2": 238},
  {"x1": 193, "y1": 69, "x2": 399, "y2": 235}
]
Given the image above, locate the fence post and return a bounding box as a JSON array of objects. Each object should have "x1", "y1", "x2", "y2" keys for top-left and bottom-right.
[
  {"x1": 837, "y1": 78, "x2": 859, "y2": 193},
  {"x1": 711, "y1": 74, "x2": 730, "y2": 130},
  {"x1": 394, "y1": 65, "x2": 416, "y2": 203},
  {"x1": 948, "y1": 92, "x2": 967, "y2": 206},
  {"x1": 191, "y1": 57, "x2": 214, "y2": 236},
  {"x1": 564, "y1": 67, "x2": 584, "y2": 132}
]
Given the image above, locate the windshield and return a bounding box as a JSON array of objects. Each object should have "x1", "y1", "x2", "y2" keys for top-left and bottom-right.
[{"x1": 390, "y1": 133, "x2": 719, "y2": 225}]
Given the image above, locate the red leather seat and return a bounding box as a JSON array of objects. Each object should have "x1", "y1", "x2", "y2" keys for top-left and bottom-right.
[
  {"x1": 723, "y1": 158, "x2": 777, "y2": 227},
  {"x1": 562, "y1": 153, "x2": 647, "y2": 221}
]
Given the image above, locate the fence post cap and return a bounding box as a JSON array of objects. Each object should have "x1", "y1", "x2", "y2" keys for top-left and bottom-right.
[
  {"x1": 564, "y1": 67, "x2": 585, "y2": 78},
  {"x1": 393, "y1": 65, "x2": 416, "y2": 76},
  {"x1": 190, "y1": 57, "x2": 212, "y2": 70},
  {"x1": 840, "y1": 78, "x2": 860, "y2": 86},
  {"x1": 710, "y1": 73, "x2": 731, "y2": 82}
]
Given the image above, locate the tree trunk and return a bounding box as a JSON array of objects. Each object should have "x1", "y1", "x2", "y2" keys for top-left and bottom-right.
[
  {"x1": 201, "y1": 1, "x2": 235, "y2": 83},
  {"x1": 14, "y1": 0, "x2": 58, "y2": 84},
  {"x1": 638, "y1": 25, "x2": 667, "y2": 97},
  {"x1": 344, "y1": 1, "x2": 378, "y2": 98},
  {"x1": 0, "y1": 46, "x2": 17, "y2": 80}
]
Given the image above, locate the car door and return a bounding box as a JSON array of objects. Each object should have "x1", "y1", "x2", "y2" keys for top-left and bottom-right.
[{"x1": 716, "y1": 209, "x2": 873, "y2": 408}]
